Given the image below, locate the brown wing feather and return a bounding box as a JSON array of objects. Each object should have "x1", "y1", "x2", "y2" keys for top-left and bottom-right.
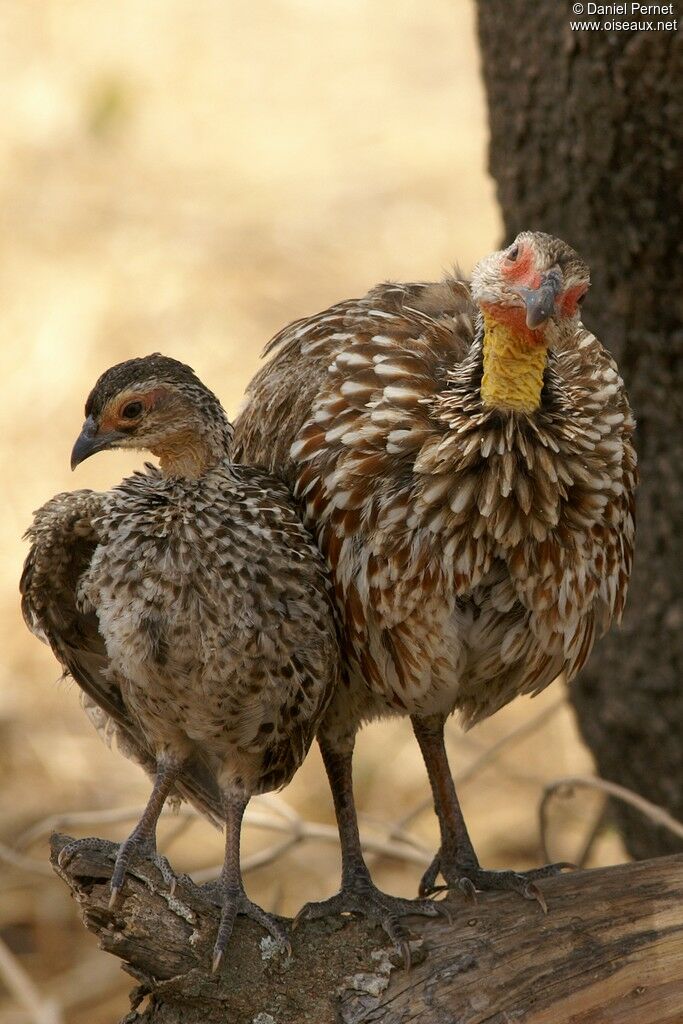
[{"x1": 21, "y1": 490, "x2": 224, "y2": 826}]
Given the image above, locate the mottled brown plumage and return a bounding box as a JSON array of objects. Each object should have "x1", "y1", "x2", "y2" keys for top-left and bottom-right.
[
  {"x1": 234, "y1": 231, "x2": 637, "y2": 934},
  {"x1": 22, "y1": 354, "x2": 340, "y2": 969}
]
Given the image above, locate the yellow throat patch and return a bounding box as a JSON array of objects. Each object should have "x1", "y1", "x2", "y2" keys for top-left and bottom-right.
[{"x1": 480, "y1": 311, "x2": 548, "y2": 413}]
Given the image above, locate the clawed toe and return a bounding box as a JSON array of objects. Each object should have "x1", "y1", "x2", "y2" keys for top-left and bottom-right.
[
  {"x1": 294, "y1": 878, "x2": 447, "y2": 968},
  {"x1": 109, "y1": 837, "x2": 177, "y2": 906},
  {"x1": 524, "y1": 861, "x2": 577, "y2": 879},
  {"x1": 418, "y1": 854, "x2": 442, "y2": 899},
  {"x1": 57, "y1": 836, "x2": 116, "y2": 871},
  {"x1": 56, "y1": 833, "x2": 178, "y2": 907},
  {"x1": 422, "y1": 856, "x2": 576, "y2": 912},
  {"x1": 212, "y1": 890, "x2": 290, "y2": 972},
  {"x1": 457, "y1": 876, "x2": 478, "y2": 902}
]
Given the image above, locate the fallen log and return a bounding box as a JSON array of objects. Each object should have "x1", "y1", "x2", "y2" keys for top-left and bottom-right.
[{"x1": 50, "y1": 833, "x2": 683, "y2": 1024}]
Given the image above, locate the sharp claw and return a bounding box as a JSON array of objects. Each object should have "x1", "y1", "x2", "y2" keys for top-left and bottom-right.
[
  {"x1": 291, "y1": 907, "x2": 307, "y2": 931},
  {"x1": 524, "y1": 882, "x2": 548, "y2": 914},
  {"x1": 433, "y1": 899, "x2": 453, "y2": 925},
  {"x1": 211, "y1": 948, "x2": 223, "y2": 974},
  {"x1": 458, "y1": 877, "x2": 478, "y2": 903},
  {"x1": 419, "y1": 868, "x2": 440, "y2": 898},
  {"x1": 399, "y1": 939, "x2": 412, "y2": 971},
  {"x1": 108, "y1": 885, "x2": 122, "y2": 910}
]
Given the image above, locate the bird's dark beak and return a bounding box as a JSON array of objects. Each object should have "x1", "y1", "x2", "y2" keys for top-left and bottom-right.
[
  {"x1": 518, "y1": 269, "x2": 563, "y2": 329},
  {"x1": 70, "y1": 416, "x2": 123, "y2": 470}
]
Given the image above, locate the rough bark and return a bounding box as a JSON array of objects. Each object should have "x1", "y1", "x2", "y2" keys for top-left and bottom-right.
[
  {"x1": 477, "y1": 2, "x2": 683, "y2": 858},
  {"x1": 51, "y1": 833, "x2": 683, "y2": 1024}
]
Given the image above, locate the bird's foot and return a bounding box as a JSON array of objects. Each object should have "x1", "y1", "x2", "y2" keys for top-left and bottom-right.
[
  {"x1": 294, "y1": 872, "x2": 449, "y2": 969},
  {"x1": 108, "y1": 832, "x2": 177, "y2": 907},
  {"x1": 205, "y1": 882, "x2": 290, "y2": 973},
  {"x1": 420, "y1": 851, "x2": 576, "y2": 912},
  {"x1": 57, "y1": 833, "x2": 178, "y2": 907},
  {"x1": 57, "y1": 835, "x2": 117, "y2": 872}
]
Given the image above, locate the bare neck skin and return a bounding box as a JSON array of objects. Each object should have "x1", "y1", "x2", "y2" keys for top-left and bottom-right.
[{"x1": 479, "y1": 309, "x2": 548, "y2": 413}]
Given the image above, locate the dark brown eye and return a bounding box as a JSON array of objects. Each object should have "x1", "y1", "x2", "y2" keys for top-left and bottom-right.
[
  {"x1": 121, "y1": 401, "x2": 144, "y2": 420},
  {"x1": 506, "y1": 244, "x2": 519, "y2": 262}
]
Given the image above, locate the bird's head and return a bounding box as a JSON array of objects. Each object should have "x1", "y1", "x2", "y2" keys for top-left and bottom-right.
[
  {"x1": 470, "y1": 231, "x2": 590, "y2": 345},
  {"x1": 470, "y1": 232, "x2": 590, "y2": 413},
  {"x1": 71, "y1": 354, "x2": 232, "y2": 478}
]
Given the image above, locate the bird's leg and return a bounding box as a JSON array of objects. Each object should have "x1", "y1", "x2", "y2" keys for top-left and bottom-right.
[
  {"x1": 294, "y1": 738, "x2": 447, "y2": 967},
  {"x1": 57, "y1": 757, "x2": 181, "y2": 905},
  {"x1": 108, "y1": 757, "x2": 181, "y2": 905},
  {"x1": 209, "y1": 794, "x2": 290, "y2": 973},
  {"x1": 412, "y1": 715, "x2": 573, "y2": 909}
]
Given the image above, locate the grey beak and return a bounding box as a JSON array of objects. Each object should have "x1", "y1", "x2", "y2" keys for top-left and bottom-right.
[
  {"x1": 519, "y1": 268, "x2": 562, "y2": 329},
  {"x1": 70, "y1": 415, "x2": 123, "y2": 470}
]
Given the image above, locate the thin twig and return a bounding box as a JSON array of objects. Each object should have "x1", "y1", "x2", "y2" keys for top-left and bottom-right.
[
  {"x1": 540, "y1": 775, "x2": 683, "y2": 862},
  {"x1": 256, "y1": 792, "x2": 302, "y2": 823},
  {"x1": 194, "y1": 819, "x2": 431, "y2": 879},
  {"x1": 0, "y1": 935, "x2": 63, "y2": 1024},
  {"x1": 43, "y1": 953, "x2": 121, "y2": 1014},
  {"x1": 15, "y1": 793, "x2": 304, "y2": 853},
  {"x1": 193, "y1": 834, "x2": 302, "y2": 882},
  {"x1": 15, "y1": 805, "x2": 197, "y2": 852},
  {"x1": 575, "y1": 800, "x2": 611, "y2": 870},
  {"x1": 0, "y1": 840, "x2": 55, "y2": 877},
  {"x1": 158, "y1": 814, "x2": 194, "y2": 852}
]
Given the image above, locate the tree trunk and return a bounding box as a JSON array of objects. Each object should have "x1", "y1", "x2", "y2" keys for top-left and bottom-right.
[
  {"x1": 51, "y1": 833, "x2": 683, "y2": 1024},
  {"x1": 476, "y1": 2, "x2": 683, "y2": 858}
]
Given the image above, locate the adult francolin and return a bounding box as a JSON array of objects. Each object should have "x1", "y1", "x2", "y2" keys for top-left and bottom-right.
[{"x1": 234, "y1": 231, "x2": 637, "y2": 942}]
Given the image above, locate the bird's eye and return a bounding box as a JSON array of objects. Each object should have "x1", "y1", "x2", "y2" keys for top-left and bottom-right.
[
  {"x1": 121, "y1": 401, "x2": 144, "y2": 420},
  {"x1": 506, "y1": 244, "x2": 519, "y2": 262}
]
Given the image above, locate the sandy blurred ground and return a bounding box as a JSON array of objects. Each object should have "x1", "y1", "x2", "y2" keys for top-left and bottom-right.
[{"x1": 0, "y1": 2, "x2": 626, "y2": 1021}]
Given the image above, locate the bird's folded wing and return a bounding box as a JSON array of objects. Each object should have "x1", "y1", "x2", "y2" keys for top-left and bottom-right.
[{"x1": 21, "y1": 490, "x2": 224, "y2": 826}]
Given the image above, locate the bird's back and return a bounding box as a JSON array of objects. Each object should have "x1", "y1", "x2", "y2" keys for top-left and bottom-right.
[{"x1": 234, "y1": 277, "x2": 475, "y2": 480}]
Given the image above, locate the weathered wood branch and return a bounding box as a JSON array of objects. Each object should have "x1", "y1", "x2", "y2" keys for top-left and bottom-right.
[{"x1": 50, "y1": 833, "x2": 683, "y2": 1024}]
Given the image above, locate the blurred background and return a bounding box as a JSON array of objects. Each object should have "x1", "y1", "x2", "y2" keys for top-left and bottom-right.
[{"x1": 0, "y1": 2, "x2": 627, "y2": 1021}]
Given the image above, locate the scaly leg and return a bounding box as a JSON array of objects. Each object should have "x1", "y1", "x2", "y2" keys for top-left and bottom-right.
[
  {"x1": 412, "y1": 715, "x2": 573, "y2": 910},
  {"x1": 209, "y1": 794, "x2": 290, "y2": 973},
  {"x1": 294, "y1": 738, "x2": 447, "y2": 967},
  {"x1": 108, "y1": 757, "x2": 181, "y2": 905},
  {"x1": 58, "y1": 756, "x2": 181, "y2": 906}
]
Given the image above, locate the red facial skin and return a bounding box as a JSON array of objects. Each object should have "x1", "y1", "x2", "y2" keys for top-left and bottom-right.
[
  {"x1": 500, "y1": 244, "x2": 542, "y2": 290},
  {"x1": 482, "y1": 242, "x2": 588, "y2": 342},
  {"x1": 560, "y1": 285, "x2": 587, "y2": 316}
]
